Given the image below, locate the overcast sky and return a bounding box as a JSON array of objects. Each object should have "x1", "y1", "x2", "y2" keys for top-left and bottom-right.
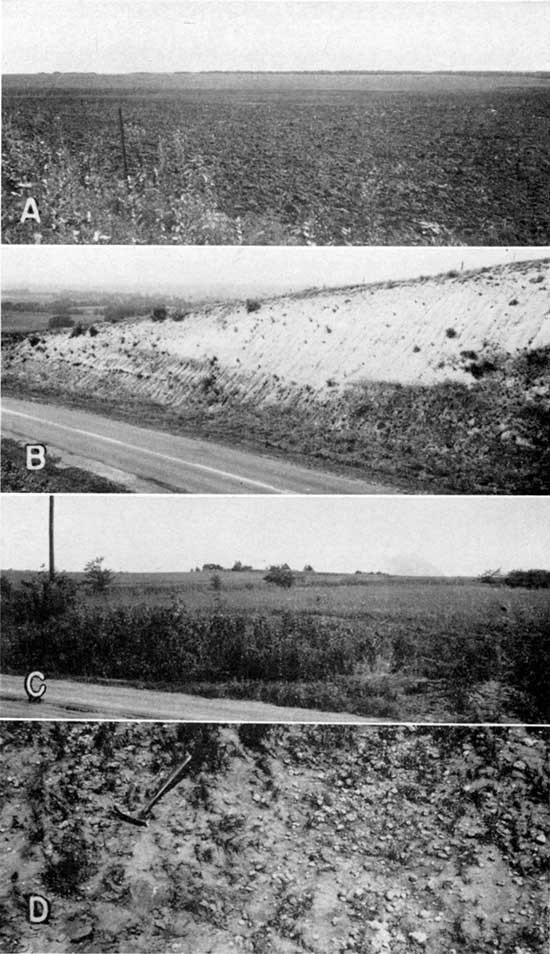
[
  {"x1": 3, "y1": 247, "x2": 548, "y2": 300},
  {"x1": 2, "y1": 495, "x2": 549, "y2": 575},
  {"x1": 3, "y1": 1, "x2": 550, "y2": 74}
]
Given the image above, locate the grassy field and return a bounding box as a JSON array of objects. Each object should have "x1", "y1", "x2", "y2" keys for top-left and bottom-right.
[
  {"x1": 3, "y1": 80, "x2": 550, "y2": 245},
  {"x1": 23, "y1": 568, "x2": 549, "y2": 614},
  {"x1": 1, "y1": 722, "x2": 548, "y2": 953},
  {"x1": 3, "y1": 570, "x2": 549, "y2": 722},
  {"x1": 6, "y1": 566, "x2": 547, "y2": 614}
]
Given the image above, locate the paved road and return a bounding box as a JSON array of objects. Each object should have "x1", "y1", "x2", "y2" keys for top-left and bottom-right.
[
  {"x1": 0, "y1": 674, "x2": 373, "y2": 722},
  {"x1": 2, "y1": 397, "x2": 395, "y2": 494}
]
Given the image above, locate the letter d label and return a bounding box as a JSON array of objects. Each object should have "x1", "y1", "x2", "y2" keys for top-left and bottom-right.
[
  {"x1": 28, "y1": 894, "x2": 50, "y2": 923},
  {"x1": 26, "y1": 444, "x2": 46, "y2": 470}
]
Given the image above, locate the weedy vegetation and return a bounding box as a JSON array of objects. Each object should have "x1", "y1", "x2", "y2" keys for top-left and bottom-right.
[{"x1": 2, "y1": 569, "x2": 549, "y2": 721}]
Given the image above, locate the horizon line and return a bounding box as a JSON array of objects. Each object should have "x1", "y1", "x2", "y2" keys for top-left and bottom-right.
[
  {"x1": 4, "y1": 69, "x2": 550, "y2": 76},
  {"x1": 3, "y1": 568, "x2": 543, "y2": 578}
]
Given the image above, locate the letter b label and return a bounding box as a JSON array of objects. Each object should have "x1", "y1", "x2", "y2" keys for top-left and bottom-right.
[
  {"x1": 26, "y1": 444, "x2": 46, "y2": 470},
  {"x1": 28, "y1": 894, "x2": 50, "y2": 923}
]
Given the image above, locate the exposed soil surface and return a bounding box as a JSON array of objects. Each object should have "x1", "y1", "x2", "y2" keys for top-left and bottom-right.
[
  {"x1": 0, "y1": 724, "x2": 548, "y2": 953},
  {"x1": 3, "y1": 79, "x2": 550, "y2": 245}
]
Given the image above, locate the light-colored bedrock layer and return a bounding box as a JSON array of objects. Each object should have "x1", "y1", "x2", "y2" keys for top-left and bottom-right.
[{"x1": 5, "y1": 259, "x2": 549, "y2": 409}]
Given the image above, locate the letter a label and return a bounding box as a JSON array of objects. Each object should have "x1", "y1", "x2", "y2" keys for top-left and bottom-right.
[{"x1": 20, "y1": 198, "x2": 41, "y2": 224}]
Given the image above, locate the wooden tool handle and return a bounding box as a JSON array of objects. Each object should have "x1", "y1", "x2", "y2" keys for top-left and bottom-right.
[{"x1": 142, "y1": 752, "x2": 192, "y2": 816}]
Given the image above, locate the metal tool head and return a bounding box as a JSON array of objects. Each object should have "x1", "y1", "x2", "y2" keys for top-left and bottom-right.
[
  {"x1": 112, "y1": 804, "x2": 149, "y2": 827},
  {"x1": 113, "y1": 752, "x2": 192, "y2": 828}
]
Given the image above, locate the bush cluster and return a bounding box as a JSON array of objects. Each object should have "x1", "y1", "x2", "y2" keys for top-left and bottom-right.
[
  {"x1": 505, "y1": 569, "x2": 550, "y2": 589},
  {"x1": 48, "y1": 314, "x2": 75, "y2": 330}
]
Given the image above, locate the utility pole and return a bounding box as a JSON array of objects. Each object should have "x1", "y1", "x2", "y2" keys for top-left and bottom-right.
[
  {"x1": 118, "y1": 107, "x2": 129, "y2": 182},
  {"x1": 49, "y1": 496, "x2": 55, "y2": 581}
]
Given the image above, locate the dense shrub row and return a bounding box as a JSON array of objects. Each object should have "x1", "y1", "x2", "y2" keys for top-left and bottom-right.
[
  {"x1": 504, "y1": 569, "x2": 550, "y2": 589},
  {"x1": 2, "y1": 598, "x2": 369, "y2": 684}
]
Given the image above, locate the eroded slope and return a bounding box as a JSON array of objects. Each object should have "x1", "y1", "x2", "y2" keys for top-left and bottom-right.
[
  {"x1": 3, "y1": 259, "x2": 549, "y2": 492},
  {"x1": 3, "y1": 259, "x2": 549, "y2": 406}
]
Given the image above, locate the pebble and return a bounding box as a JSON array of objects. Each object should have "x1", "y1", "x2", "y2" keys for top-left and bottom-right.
[
  {"x1": 65, "y1": 918, "x2": 94, "y2": 942},
  {"x1": 409, "y1": 930, "x2": 428, "y2": 945}
]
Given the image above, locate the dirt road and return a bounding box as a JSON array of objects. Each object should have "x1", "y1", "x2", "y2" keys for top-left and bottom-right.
[
  {"x1": 2, "y1": 397, "x2": 395, "y2": 494},
  {"x1": 0, "y1": 674, "x2": 373, "y2": 722}
]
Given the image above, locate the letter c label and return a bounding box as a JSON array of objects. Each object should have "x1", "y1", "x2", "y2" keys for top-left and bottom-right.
[{"x1": 24, "y1": 671, "x2": 46, "y2": 701}]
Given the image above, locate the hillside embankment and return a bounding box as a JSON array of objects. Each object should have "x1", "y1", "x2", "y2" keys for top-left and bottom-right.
[{"x1": 3, "y1": 259, "x2": 549, "y2": 492}]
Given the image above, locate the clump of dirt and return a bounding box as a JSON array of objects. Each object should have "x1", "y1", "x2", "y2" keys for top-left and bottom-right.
[{"x1": 0, "y1": 724, "x2": 548, "y2": 953}]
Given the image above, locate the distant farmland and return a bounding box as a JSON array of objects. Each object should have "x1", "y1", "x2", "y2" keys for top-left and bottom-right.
[
  {"x1": 3, "y1": 73, "x2": 550, "y2": 245},
  {"x1": 1, "y1": 305, "x2": 100, "y2": 333}
]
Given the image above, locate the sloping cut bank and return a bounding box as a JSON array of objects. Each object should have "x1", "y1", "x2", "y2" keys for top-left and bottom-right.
[{"x1": 3, "y1": 259, "x2": 550, "y2": 492}]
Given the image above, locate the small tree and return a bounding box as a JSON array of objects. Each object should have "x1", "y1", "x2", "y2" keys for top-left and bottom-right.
[
  {"x1": 264, "y1": 565, "x2": 294, "y2": 589},
  {"x1": 3, "y1": 571, "x2": 77, "y2": 625},
  {"x1": 83, "y1": 557, "x2": 115, "y2": 593},
  {"x1": 152, "y1": 305, "x2": 168, "y2": 322},
  {"x1": 210, "y1": 573, "x2": 222, "y2": 592}
]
